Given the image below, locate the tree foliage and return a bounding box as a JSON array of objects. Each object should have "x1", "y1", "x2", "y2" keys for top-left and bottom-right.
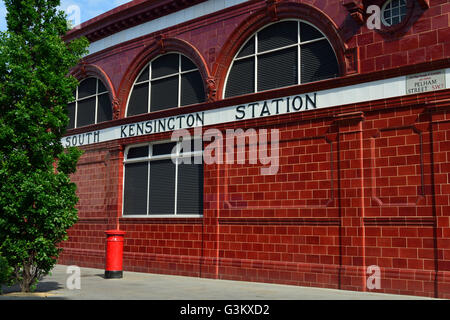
[
  {"x1": 0, "y1": 0, "x2": 89, "y2": 292},
  {"x1": 0, "y1": 253, "x2": 13, "y2": 294}
]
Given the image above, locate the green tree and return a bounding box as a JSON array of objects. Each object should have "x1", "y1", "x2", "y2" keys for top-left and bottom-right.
[
  {"x1": 0, "y1": 0, "x2": 89, "y2": 292},
  {"x1": 0, "y1": 253, "x2": 13, "y2": 294}
]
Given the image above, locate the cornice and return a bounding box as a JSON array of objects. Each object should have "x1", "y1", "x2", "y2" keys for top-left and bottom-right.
[{"x1": 64, "y1": 0, "x2": 208, "y2": 43}]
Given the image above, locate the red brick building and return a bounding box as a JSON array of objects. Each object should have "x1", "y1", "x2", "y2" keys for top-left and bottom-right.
[{"x1": 59, "y1": 0, "x2": 450, "y2": 298}]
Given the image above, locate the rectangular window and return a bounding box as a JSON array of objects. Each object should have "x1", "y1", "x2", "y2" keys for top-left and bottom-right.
[{"x1": 122, "y1": 141, "x2": 203, "y2": 217}]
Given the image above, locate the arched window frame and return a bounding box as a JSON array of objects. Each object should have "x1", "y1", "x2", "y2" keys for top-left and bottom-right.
[
  {"x1": 223, "y1": 19, "x2": 339, "y2": 99},
  {"x1": 125, "y1": 52, "x2": 205, "y2": 117},
  {"x1": 68, "y1": 77, "x2": 113, "y2": 129}
]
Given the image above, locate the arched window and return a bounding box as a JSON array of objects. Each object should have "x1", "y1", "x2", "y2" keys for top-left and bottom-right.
[
  {"x1": 224, "y1": 20, "x2": 339, "y2": 98},
  {"x1": 126, "y1": 53, "x2": 206, "y2": 117},
  {"x1": 67, "y1": 77, "x2": 113, "y2": 129}
]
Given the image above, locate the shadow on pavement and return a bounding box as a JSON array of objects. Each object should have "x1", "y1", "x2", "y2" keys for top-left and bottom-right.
[
  {"x1": 1, "y1": 280, "x2": 62, "y2": 294},
  {"x1": 0, "y1": 280, "x2": 68, "y2": 300}
]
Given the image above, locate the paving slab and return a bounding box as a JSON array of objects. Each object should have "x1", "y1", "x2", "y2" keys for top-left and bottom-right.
[{"x1": 0, "y1": 265, "x2": 439, "y2": 301}]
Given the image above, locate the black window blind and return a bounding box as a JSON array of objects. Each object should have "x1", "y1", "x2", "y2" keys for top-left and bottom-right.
[
  {"x1": 123, "y1": 162, "x2": 149, "y2": 215},
  {"x1": 148, "y1": 159, "x2": 176, "y2": 215},
  {"x1": 225, "y1": 58, "x2": 255, "y2": 98},
  {"x1": 127, "y1": 82, "x2": 149, "y2": 116}
]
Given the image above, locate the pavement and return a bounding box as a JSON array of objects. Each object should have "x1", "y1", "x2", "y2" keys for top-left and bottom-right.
[{"x1": 0, "y1": 265, "x2": 439, "y2": 301}]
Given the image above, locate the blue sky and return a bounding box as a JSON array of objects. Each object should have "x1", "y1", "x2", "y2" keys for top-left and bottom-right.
[{"x1": 0, "y1": 0, "x2": 131, "y2": 31}]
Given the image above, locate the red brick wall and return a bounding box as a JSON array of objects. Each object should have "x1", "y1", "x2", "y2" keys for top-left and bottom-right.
[{"x1": 59, "y1": 0, "x2": 450, "y2": 298}]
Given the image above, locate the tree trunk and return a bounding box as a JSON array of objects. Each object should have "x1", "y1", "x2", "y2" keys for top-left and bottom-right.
[
  {"x1": 20, "y1": 262, "x2": 32, "y2": 293},
  {"x1": 20, "y1": 280, "x2": 31, "y2": 293}
]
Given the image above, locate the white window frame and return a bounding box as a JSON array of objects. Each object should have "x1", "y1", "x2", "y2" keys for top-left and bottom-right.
[
  {"x1": 223, "y1": 19, "x2": 338, "y2": 99},
  {"x1": 122, "y1": 139, "x2": 204, "y2": 218},
  {"x1": 125, "y1": 53, "x2": 202, "y2": 117}
]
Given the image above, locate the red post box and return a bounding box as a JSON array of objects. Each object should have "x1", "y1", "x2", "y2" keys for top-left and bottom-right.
[{"x1": 105, "y1": 230, "x2": 126, "y2": 279}]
